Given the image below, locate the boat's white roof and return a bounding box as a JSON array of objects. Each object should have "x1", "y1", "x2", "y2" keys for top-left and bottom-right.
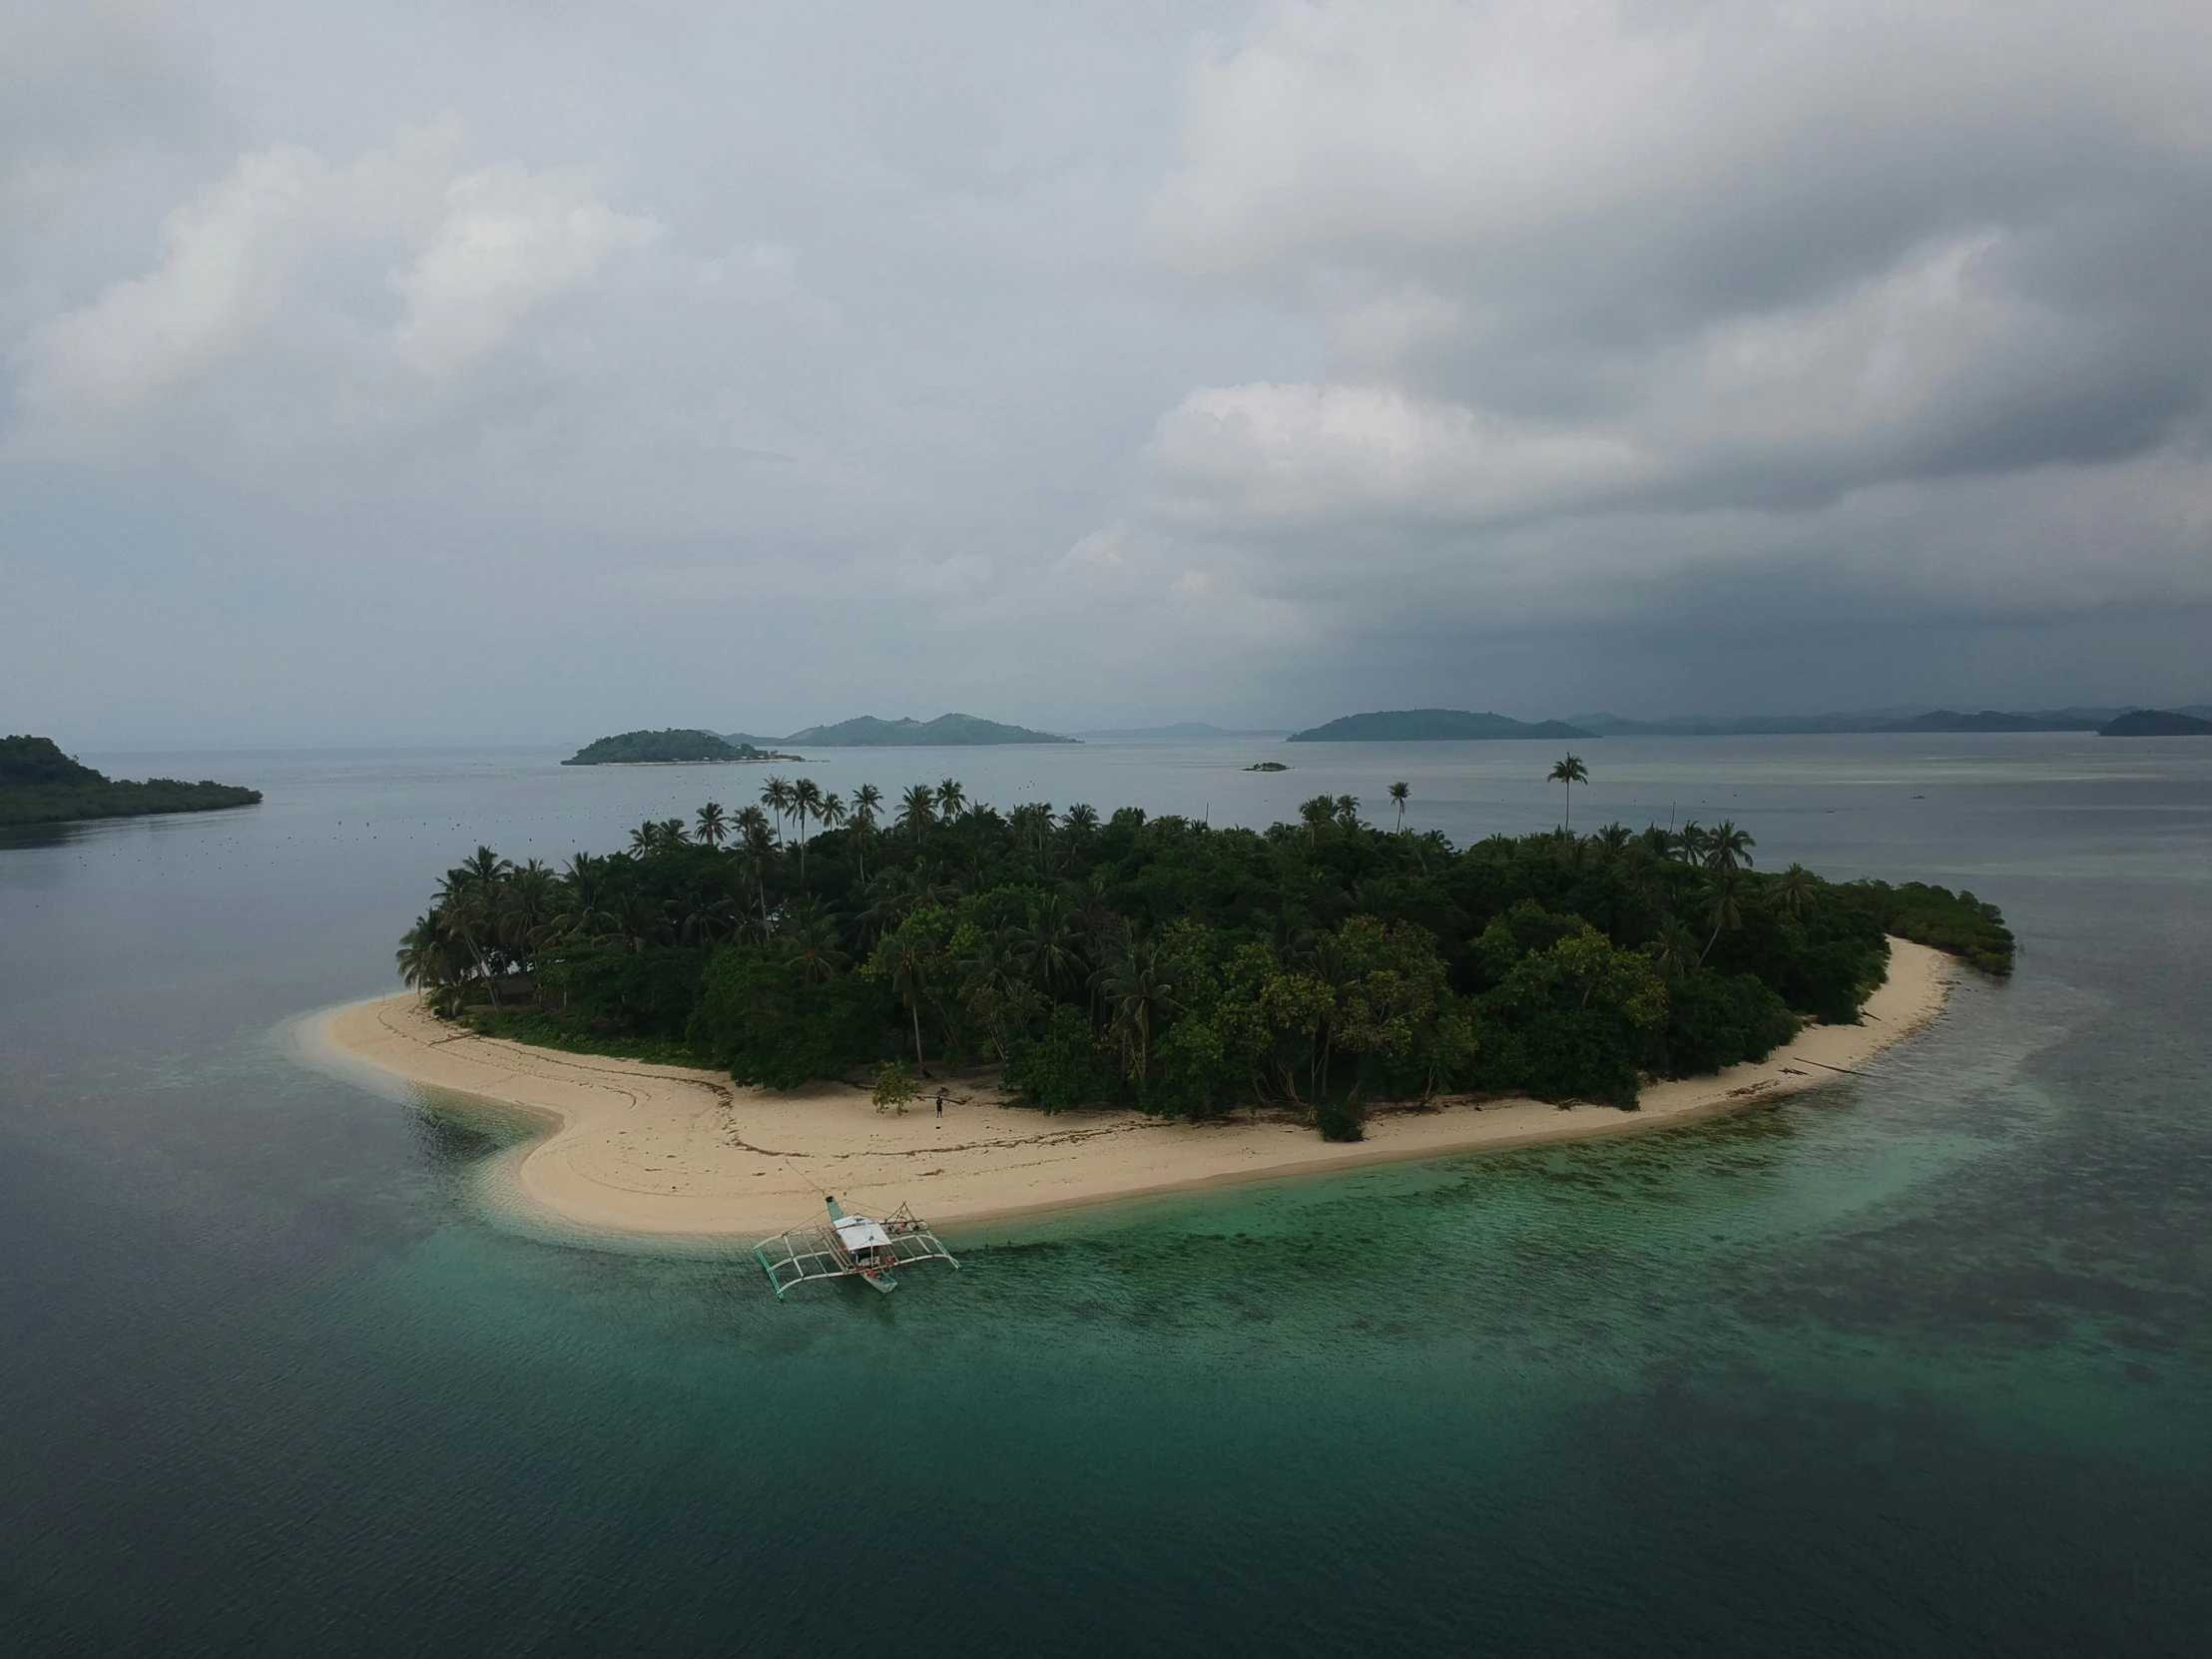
[{"x1": 833, "y1": 1216, "x2": 891, "y2": 1250}]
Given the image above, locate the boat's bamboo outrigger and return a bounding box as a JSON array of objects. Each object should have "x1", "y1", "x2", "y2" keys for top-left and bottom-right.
[{"x1": 754, "y1": 1197, "x2": 960, "y2": 1300}]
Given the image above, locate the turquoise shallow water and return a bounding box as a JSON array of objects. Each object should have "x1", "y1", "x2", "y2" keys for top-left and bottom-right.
[{"x1": 3, "y1": 737, "x2": 2209, "y2": 1654}]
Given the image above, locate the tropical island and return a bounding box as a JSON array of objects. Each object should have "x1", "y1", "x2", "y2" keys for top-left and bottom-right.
[
  {"x1": 2099, "y1": 709, "x2": 2212, "y2": 737},
  {"x1": 1290, "y1": 709, "x2": 1595, "y2": 742},
  {"x1": 1294, "y1": 702, "x2": 2212, "y2": 739},
  {"x1": 563, "y1": 730, "x2": 801, "y2": 766},
  {"x1": 778, "y1": 713, "x2": 1076, "y2": 747},
  {"x1": 323, "y1": 768, "x2": 2008, "y2": 1236},
  {"x1": 1, "y1": 735, "x2": 262, "y2": 828}
]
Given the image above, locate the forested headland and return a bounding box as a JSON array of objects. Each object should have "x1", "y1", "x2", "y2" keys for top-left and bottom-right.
[
  {"x1": 563, "y1": 729, "x2": 797, "y2": 765},
  {"x1": 0, "y1": 736, "x2": 262, "y2": 827},
  {"x1": 396, "y1": 779, "x2": 2011, "y2": 1139}
]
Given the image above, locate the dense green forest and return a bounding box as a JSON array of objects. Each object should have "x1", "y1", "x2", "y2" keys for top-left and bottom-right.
[
  {"x1": 397, "y1": 777, "x2": 2011, "y2": 1138},
  {"x1": 0, "y1": 736, "x2": 262, "y2": 827},
  {"x1": 562, "y1": 729, "x2": 793, "y2": 765}
]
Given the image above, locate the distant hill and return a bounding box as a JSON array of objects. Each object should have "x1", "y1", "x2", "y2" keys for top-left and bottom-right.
[
  {"x1": 1567, "y1": 707, "x2": 2176, "y2": 736},
  {"x1": 2099, "y1": 709, "x2": 2212, "y2": 737},
  {"x1": 1076, "y1": 722, "x2": 1293, "y2": 742},
  {"x1": 781, "y1": 713, "x2": 1076, "y2": 747},
  {"x1": 0, "y1": 735, "x2": 262, "y2": 827},
  {"x1": 562, "y1": 729, "x2": 795, "y2": 766},
  {"x1": 1288, "y1": 709, "x2": 1594, "y2": 743},
  {"x1": 1879, "y1": 709, "x2": 2105, "y2": 734}
]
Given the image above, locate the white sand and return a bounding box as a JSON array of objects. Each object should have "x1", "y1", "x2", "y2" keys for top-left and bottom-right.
[{"x1": 315, "y1": 938, "x2": 1953, "y2": 1240}]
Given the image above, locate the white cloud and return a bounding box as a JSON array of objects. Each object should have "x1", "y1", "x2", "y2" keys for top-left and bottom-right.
[
  {"x1": 392, "y1": 164, "x2": 658, "y2": 372},
  {"x1": 10, "y1": 123, "x2": 657, "y2": 447},
  {"x1": 1148, "y1": 380, "x2": 1653, "y2": 524}
]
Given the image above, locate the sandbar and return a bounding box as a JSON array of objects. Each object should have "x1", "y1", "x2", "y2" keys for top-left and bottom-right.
[{"x1": 314, "y1": 938, "x2": 1954, "y2": 1240}]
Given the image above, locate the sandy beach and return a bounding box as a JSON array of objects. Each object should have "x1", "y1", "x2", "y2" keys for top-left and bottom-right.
[{"x1": 314, "y1": 937, "x2": 1954, "y2": 1240}]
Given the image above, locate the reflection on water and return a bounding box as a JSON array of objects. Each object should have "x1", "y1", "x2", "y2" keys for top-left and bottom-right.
[{"x1": 1, "y1": 738, "x2": 2208, "y2": 1654}]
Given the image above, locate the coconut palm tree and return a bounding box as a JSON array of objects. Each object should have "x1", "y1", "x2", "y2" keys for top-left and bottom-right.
[
  {"x1": 1335, "y1": 795, "x2": 1361, "y2": 831},
  {"x1": 1096, "y1": 944, "x2": 1176, "y2": 1087},
  {"x1": 694, "y1": 802, "x2": 729, "y2": 848},
  {"x1": 1706, "y1": 820, "x2": 1756, "y2": 871},
  {"x1": 937, "y1": 779, "x2": 966, "y2": 819},
  {"x1": 1644, "y1": 913, "x2": 1700, "y2": 981},
  {"x1": 777, "y1": 904, "x2": 848, "y2": 985},
  {"x1": 1388, "y1": 782, "x2": 1409, "y2": 831},
  {"x1": 1015, "y1": 899, "x2": 1086, "y2": 1000},
  {"x1": 1775, "y1": 862, "x2": 1818, "y2": 919},
  {"x1": 1547, "y1": 754, "x2": 1589, "y2": 831},
  {"x1": 877, "y1": 929, "x2": 936, "y2": 1071},
  {"x1": 899, "y1": 783, "x2": 936, "y2": 841},
  {"x1": 761, "y1": 777, "x2": 794, "y2": 843},
  {"x1": 1299, "y1": 796, "x2": 1336, "y2": 845},
  {"x1": 396, "y1": 910, "x2": 465, "y2": 1010},
  {"x1": 847, "y1": 801, "x2": 878, "y2": 881},
  {"x1": 792, "y1": 777, "x2": 825, "y2": 884},
  {"x1": 1698, "y1": 868, "x2": 1746, "y2": 963}
]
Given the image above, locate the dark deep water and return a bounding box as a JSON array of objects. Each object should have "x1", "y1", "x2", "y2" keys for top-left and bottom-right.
[{"x1": 2, "y1": 737, "x2": 2208, "y2": 1656}]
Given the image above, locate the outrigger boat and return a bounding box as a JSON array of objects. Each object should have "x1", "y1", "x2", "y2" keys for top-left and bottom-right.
[{"x1": 754, "y1": 1196, "x2": 960, "y2": 1300}]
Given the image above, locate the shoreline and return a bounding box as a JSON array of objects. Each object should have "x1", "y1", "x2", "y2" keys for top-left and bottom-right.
[{"x1": 312, "y1": 937, "x2": 1955, "y2": 1242}]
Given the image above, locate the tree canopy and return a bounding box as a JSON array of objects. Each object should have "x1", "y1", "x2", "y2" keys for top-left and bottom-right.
[
  {"x1": 0, "y1": 735, "x2": 262, "y2": 827},
  {"x1": 400, "y1": 780, "x2": 2011, "y2": 1137}
]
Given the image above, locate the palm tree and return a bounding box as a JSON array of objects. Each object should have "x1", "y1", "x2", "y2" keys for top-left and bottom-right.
[
  {"x1": 1676, "y1": 820, "x2": 1709, "y2": 864},
  {"x1": 1299, "y1": 796, "x2": 1336, "y2": 845},
  {"x1": 694, "y1": 802, "x2": 729, "y2": 848},
  {"x1": 1706, "y1": 820, "x2": 1756, "y2": 871},
  {"x1": 1335, "y1": 795, "x2": 1360, "y2": 831},
  {"x1": 1015, "y1": 899, "x2": 1086, "y2": 1000},
  {"x1": 761, "y1": 777, "x2": 794, "y2": 843},
  {"x1": 899, "y1": 783, "x2": 936, "y2": 842},
  {"x1": 1061, "y1": 804, "x2": 1098, "y2": 837},
  {"x1": 1095, "y1": 944, "x2": 1176, "y2": 1088},
  {"x1": 1388, "y1": 781, "x2": 1409, "y2": 831},
  {"x1": 1547, "y1": 754, "x2": 1589, "y2": 831},
  {"x1": 396, "y1": 910, "x2": 464, "y2": 1010},
  {"x1": 777, "y1": 905, "x2": 848, "y2": 985},
  {"x1": 1775, "y1": 862, "x2": 1818, "y2": 919},
  {"x1": 1644, "y1": 913, "x2": 1700, "y2": 981},
  {"x1": 628, "y1": 820, "x2": 662, "y2": 855},
  {"x1": 878, "y1": 931, "x2": 935, "y2": 1071},
  {"x1": 658, "y1": 817, "x2": 689, "y2": 848},
  {"x1": 1698, "y1": 868, "x2": 1746, "y2": 963},
  {"x1": 792, "y1": 777, "x2": 825, "y2": 884},
  {"x1": 937, "y1": 779, "x2": 966, "y2": 819}
]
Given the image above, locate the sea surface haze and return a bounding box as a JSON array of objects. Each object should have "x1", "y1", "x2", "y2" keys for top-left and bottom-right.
[{"x1": 2, "y1": 736, "x2": 2208, "y2": 1656}]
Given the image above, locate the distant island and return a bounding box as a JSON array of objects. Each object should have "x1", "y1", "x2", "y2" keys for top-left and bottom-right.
[
  {"x1": 1570, "y1": 705, "x2": 2212, "y2": 737},
  {"x1": 1290, "y1": 709, "x2": 1595, "y2": 743},
  {"x1": 2099, "y1": 709, "x2": 2212, "y2": 737},
  {"x1": 1077, "y1": 723, "x2": 1293, "y2": 743},
  {"x1": 778, "y1": 714, "x2": 1075, "y2": 747},
  {"x1": 0, "y1": 735, "x2": 262, "y2": 828},
  {"x1": 563, "y1": 730, "x2": 800, "y2": 767},
  {"x1": 1246, "y1": 761, "x2": 1291, "y2": 771},
  {"x1": 1285, "y1": 703, "x2": 2212, "y2": 741}
]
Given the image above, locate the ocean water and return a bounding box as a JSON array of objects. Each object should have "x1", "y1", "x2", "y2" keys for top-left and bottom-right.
[{"x1": 2, "y1": 736, "x2": 2208, "y2": 1655}]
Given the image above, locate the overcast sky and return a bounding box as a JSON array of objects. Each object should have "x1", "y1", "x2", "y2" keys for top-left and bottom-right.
[{"x1": 6, "y1": 0, "x2": 2211, "y2": 747}]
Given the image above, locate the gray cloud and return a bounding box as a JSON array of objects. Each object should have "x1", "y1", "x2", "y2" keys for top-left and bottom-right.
[{"x1": 2, "y1": 0, "x2": 2209, "y2": 747}]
